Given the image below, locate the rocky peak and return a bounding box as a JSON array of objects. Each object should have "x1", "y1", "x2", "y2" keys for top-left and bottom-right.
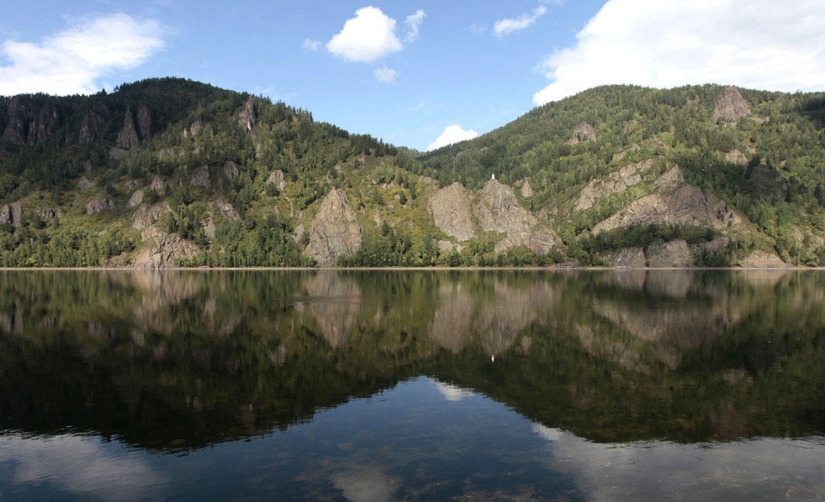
[
  {"x1": 569, "y1": 122, "x2": 597, "y2": 145},
  {"x1": 712, "y1": 86, "x2": 751, "y2": 124},
  {"x1": 239, "y1": 98, "x2": 256, "y2": 132},
  {"x1": 2, "y1": 97, "x2": 59, "y2": 145},
  {"x1": 116, "y1": 105, "x2": 141, "y2": 149},
  {"x1": 305, "y1": 188, "x2": 363, "y2": 266},
  {"x1": 266, "y1": 169, "x2": 288, "y2": 191},
  {"x1": 428, "y1": 182, "x2": 476, "y2": 241}
]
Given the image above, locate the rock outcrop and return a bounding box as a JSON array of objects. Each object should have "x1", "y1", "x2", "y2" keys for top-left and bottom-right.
[
  {"x1": 190, "y1": 166, "x2": 211, "y2": 188},
  {"x1": 305, "y1": 188, "x2": 363, "y2": 266},
  {"x1": 646, "y1": 240, "x2": 694, "y2": 267},
  {"x1": 740, "y1": 250, "x2": 789, "y2": 268},
  {"x1": 569, "y1": 122, "x2": 597, "y2": 145},
  {"x1": 266, "y1": 169, "x2": 287, "y2": 191},
  {"x1": 576, "y1": 159, "x2": 653, "y2": 211},
  {"x1": 0, "y1": 202, "x2": 23, "y2": 227},
  {"x1": 79, "y1": 103, "x2": 109, "y2": 143},
  {"x1": 428, "y1": 182, "x2": 476, "y2": 242},
  {"x1": 239, "y1": 98, "x2": 256, "y2": 132},
  {"x1": 116, "y1": 105, "x2": 141, "y2": 149},
  {"x1": 475, "y1": 179, "x2": 559, "y2": 255},
  {"x1": 610, "y1": 247, "x2": 646, "y2": 268},
  {"x1": 712, "y1": 86, "x2": 751, "y2": 124},
  {"x1": 86, "y1": 197, "x2": 115, "y2": 214},
  {"x1": 593, "y1": 166, "x2": 740, "y2": 234},
  {"x1": 2, "y1": 97, "x2": 59, "y2": 145},
  {"x1": 132, "y1": 228, "x2": 199, "y2": 269}
]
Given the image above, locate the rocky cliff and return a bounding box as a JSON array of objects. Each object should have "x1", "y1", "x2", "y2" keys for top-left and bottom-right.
[{"x1": 305, "y1": 188, "x2": 363, "y2": 267}]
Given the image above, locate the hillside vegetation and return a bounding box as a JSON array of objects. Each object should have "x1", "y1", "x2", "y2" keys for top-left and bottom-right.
[{"x1": 1, "y1": 78, "x2": 824, "y2": 267}]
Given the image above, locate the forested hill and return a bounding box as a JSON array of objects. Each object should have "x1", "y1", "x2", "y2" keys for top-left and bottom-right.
[{"x1": 1, "y1": 78, "x2": 825, "y2": 268}]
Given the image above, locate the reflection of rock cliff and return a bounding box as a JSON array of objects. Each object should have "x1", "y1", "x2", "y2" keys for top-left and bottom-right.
[{"x1": 305, "y1": 272, "x2": 362, "y2": 348}]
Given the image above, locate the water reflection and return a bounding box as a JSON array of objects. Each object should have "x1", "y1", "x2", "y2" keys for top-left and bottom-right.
[{"x1": 0, "y1": 269, "x2": 824, "y2": 499}]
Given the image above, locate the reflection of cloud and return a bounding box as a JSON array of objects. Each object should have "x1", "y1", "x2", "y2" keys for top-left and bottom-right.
[
  {"x1": 532, "y1": 423, "x2": 563, "y2": 442},
  {"x1": 0, "y1": 434, "x2": 167, "y2": 501},
  {"x1": 331, "y1": 465, "x2": 400, "y2": 502},
  {"x1": 533, "y1": 427, "x2": 825, "y2": 500},
  {"x1": 433, "y1": 379, "x2": 475, "y2": 402}
]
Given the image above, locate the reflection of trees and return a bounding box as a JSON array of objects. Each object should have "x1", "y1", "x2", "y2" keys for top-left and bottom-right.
[{"x1": 0, "y1": 270, "x2": 823, "y2": 450}]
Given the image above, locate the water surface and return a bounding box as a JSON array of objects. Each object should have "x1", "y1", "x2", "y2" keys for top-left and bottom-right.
[{"x1": 1, "y1": 270, "x2": 824, "y2": 500}]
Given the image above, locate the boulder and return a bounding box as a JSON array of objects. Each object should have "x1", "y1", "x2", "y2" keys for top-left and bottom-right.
[{"x1": 712, "y1": 86, "x2": 751, "y2": 124}]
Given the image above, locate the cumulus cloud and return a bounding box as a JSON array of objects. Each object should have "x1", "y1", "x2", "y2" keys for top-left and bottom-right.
[
  {"x1": 494, "y1": 6, "x2": 548, "y2": 38},
  {"x1": 327, "y1": 6, "x2": 403, "y2": 63},
  {"x1": 433, "y1": 379, "x2": 475, "y2": 402},
  {"x1": 533, "y1": 0, "x2": 825, "y2": 105},
  {"x1": 0, "y1": 13, "x2": 165, "y2": 96},
  {"x1": 405, "y1": 10, "x2": 426, "y2": 42},
  {"x1": 428, "y1": 124, "x2": 479, "y2": 151},
  {"x1": 374, "y1": 65, "x2": 399, "y2": 84}
]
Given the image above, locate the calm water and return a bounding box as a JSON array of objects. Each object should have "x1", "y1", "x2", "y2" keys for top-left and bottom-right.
[{"x1": 0, "y1": 269, "x2": 824, "y2": 501}]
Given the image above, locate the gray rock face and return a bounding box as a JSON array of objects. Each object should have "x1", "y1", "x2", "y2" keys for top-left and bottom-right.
[
  {"x1": 239, "y1": 98, "x2": 256, "y2": 132},
  {"x1": 79, "y1": 103, "x2": 109, "y2": 143},
  {"x1": 569, "y1": 122, "x2": 597, "y2": 145},
  {"x1": 712, "y1": 86, "x2": 751, "y2": 124},
  {"x1": 132, "y1": 228, "x2": 199, "y2": 269},
  {"x1": 0, "y1": 202, "x2": 23, "y2": 227},
  {"x1": 86, "y1": 197, "x2": 115, "y2": 214},
  {"x1": 646, "y1": 240, "x2": 694, "y2": 268},
  {"x1": 428, "y1": 182, "x2": 476, "y2": 242},
  {"x1": 593, "y1": 166, "x2": 740, "y2": 234},
  {"x1": 475, "y1": 179, "x2": 559, "y2": 255},
  {"x1": 116, "y1": 105, "x2": 140, "y2": 149},
  {"x1": 610, "y1": 247, "x2": 647, "y2": 268},
  {"x1": 576, "y1": 160, "x2": 653, "y2": 211},
  {"x1": 2, "y1": 97, "x2": 59, "y2": 145},
  {"x1": 266, "y1": 169, "x2": 287, "y2": 191},
  {"x1": 740, "y1": 250, "x2": 789, "y2": 268},
  {"x1": 190, "y1": 166, "x2": 211, "y2": 188},
  {"x1": 136, "y1": 103, "x2": 152, "y2": 140},
  {"x1": 224, "y1": 161, "x2": 240, "y2": 181},
  {"x1": 306, "y1": 188, "x2": 363, "y2": 266}
]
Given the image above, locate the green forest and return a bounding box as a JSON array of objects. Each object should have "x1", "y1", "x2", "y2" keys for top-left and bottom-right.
[{"x1": 1, "y1": 78, "x2": 824, "y2": 267}]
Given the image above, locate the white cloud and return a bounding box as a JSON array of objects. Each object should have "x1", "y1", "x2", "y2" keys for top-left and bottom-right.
[
  {"x1": 405, "y1": 10, "x2": 426, "y2": 42},
  {"x1": 433, "y1": 379, "x2": 475, "y2": 402},
  {"x1": 428, "y1": 124, "x2": 479, "y2": 151},
  {"x1": 0, "y1": 13, "x2": 165, "y2": 96},
  {"x1": 533, "y1": 0, "x2": 825, "y2": 105},
  {"x1": 327, "y1": 6, "x2": 403, "y2": 63},
  {"x1": 302, "y1": 38, "x2": 322, "y2": 51},
  {"x1": 494, "y1": 6, "x2": 548, "y2": 38},
  {"x1": 374, "y1": 65, "x2": 399, "y2": 83}
]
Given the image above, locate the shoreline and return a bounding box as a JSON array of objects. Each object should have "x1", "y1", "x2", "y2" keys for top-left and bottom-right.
[{"x1": 1, "y1": 266, "x2": 823, "y2": 272}]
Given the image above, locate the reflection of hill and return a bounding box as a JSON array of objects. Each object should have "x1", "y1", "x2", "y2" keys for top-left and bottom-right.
[{"x1": 0, "y1": 270, "x2": 823, "y2": 451}]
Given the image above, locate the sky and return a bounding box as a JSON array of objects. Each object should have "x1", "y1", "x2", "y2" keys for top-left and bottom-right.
[{"x1": 1, "y1": 1, "x2": 824, "y2": 152}]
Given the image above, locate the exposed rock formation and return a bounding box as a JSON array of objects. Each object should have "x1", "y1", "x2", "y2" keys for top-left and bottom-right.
[
  {"x1": 239, "y1": 98, "x2": 256, "y2": 132},
  {"x1": 266, "y1": 169, "x2": 287, "y2": 191},
  {"x1": 576, "y1": 160, "x2": 653, "y2": 211},
  {"x1": 521, "y1": 179, "x2": 533, "y2": 198},
  {"x1": 610, "y1": 247, "x2": 646, "y2": 268},
  {"x1": 132, "y1": 227, "x2": 199, "y2": 269},
  {"x1": 306, "y1": 188, "x2": 363, "y2": 266},
  {"x1": 129, "y1": 189, "x2": 145, "y2": 208},
  {"x1": 725, "y1": 149, "x2": 749, "y2": 167},
  {"x1": 646, "y1": 240, "x2": 694, "y2": 267},
  {"x1": 116, "y1": 105, "x2": 141, "y2": 149},
  {"x1": 475, "y1": 179, "x2": 559, "y2": 255},
  {"x1": 79, "y1": 103, "x2": 109, "y2": 143},
  {"x1": 740, "y1": 250, "x2": 789, "y2": 268},
  {"x1": 136, "y1": 103, "x2": 152, "y2": 140},
  {"x1": 2, "y1": 97, "x2": 59, "y2": 145},
  {"x1": 223, "y1": 161, "x2": 240, "y2": 181},
  {"x1": 0, "y1": 202, "x2": 23, "y2": 227},
  {"x1": 569, "y1": 122, "x2": 597, "y2": 145},
  {"x1": 86, "y1": 197, "x2": 115, "y2": 214},
  {"x1": 593, "y1": 166, "x2": 740, "y2": 234},
  {"x1": 428, "y1": 182, "x2": 476, "y2": 242},
  {"x1": 712, "y1": 87, "x2": 751, "y2": 124},
  {"x1": 37, "y1": 208, "x2": 61, "y2": 223},
  {"x1": 190, "y1": 166, "x2": 211, "y2": 188},
  {"x1": 132, "y1": 203, "x2": 170, "y2": 230}
]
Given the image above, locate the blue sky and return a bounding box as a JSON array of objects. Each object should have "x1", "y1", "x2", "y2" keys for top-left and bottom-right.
[{"x1": 2, "y1": 1, "x2": 824, "y2": 151}]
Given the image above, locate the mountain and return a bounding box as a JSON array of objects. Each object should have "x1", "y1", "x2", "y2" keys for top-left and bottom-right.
[{"x1": 1, "y1": 78, "x2": 825, "y2": 267}]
